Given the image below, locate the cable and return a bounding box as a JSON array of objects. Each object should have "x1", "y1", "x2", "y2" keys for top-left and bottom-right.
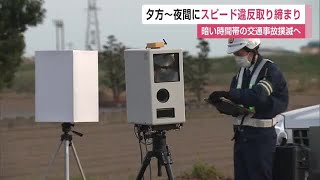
[
  {"x1": 145, "y1": 137, "x2": 152, "y2": 180},
  {"x1": 134, "y1": 126, "x2": 152, "y2": 145},
  {"x1": 139, "y1": 140, "x2": 144, "y2": 180},
  {"x1": 134, "y1": 126, "x2": 140, "y2": 140},
  {"x1": 139, "y1": 138, "x2": 143, "y2": 164},
  {"x1": 134, "y1": 126, "x2": 144, "y2": 180},
  {"x1": 133, "y1": 126, "x2": 154, "y2": 179}
]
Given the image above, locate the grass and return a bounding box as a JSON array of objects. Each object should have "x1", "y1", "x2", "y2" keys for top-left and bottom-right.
[
  {"x1": 128, "y1": 174, "x2": 136, "y2": 180},
  {"x1": 70, "y1": 177, "x2": 101, "y2": 180},
  {"x1": 43, "y1": 176, "x2": 101, "y2": 180},
  {"x1": 3, "y1": 53, "x2": 320, "y2": 100},
  {"x1": 12, "y1": 69, "x2": 35, "y2": 93},
  {"x1": 178, "y1": 160, "x2": 232, "y2": 180}
]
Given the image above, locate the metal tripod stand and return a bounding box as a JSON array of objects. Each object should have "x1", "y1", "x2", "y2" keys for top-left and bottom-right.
[
  {"x1": 136, "y1": 130, "x2": 174, "y2": 180},
  {"x1": 44, "y1": 123, "x2": 86, "y2": 180}
]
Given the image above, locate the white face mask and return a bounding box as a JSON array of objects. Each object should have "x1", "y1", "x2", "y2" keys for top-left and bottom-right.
[{"x1": 234, "y1": 55, "x2": 251, "y2": 68}]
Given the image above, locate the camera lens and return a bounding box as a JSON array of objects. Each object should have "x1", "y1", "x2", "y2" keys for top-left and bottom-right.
[{"x1": 157, "y1": 89, "x2": 170, "y2": 103}]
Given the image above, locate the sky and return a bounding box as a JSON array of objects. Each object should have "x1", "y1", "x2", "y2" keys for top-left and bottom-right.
[{"x1": 24, "y1": 0, "x2": 320, "y2": 57}]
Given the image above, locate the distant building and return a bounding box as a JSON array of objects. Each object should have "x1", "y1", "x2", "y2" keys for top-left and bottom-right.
[
  {"x1": 259, "y1": 47, "x2": 296, "y2": 56},
  {"x1": 300, "y1": 41, "x2": 320, "y2": 55}
]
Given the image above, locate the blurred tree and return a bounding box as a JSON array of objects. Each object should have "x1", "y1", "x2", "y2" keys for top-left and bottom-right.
[
  {"x1": 0, "y1": 0, "x2": 45, "y2": 90},
  {"x1": 184, "y1": 39, "x2": 211, "y2": 103},
  {"x1": 183, "y1": 50, "x2": 194, "y2": 89},
  {"x1": 99, "y1": 35, "x2": 126, "y2": 104}
]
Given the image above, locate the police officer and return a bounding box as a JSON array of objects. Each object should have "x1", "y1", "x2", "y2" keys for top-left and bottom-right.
[{"x1": 208, "y1": 38, "x2": 289, "y2": 180}]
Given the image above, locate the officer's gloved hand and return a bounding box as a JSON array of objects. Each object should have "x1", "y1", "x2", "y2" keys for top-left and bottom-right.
[{"x1": 208, "y1": 91, "x2": 230, "y2": 105}]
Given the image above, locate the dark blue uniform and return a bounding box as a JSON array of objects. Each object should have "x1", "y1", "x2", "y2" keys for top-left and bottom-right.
[{"x1": 228, "y1": 54, "x2": 289, "y2": 180}]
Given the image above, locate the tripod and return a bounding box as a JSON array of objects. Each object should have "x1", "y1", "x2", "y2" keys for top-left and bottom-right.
[
  {"x1": 136, "y1": 130, "x2": 174, "y2": 180},
  {"x1": 44, "y1": 123, "x2": 86, "y2": 180}
]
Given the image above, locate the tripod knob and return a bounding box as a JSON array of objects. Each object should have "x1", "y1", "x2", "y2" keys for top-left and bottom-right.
[{"x1": 72, "y1": 130, "x2": 83, "y2": 137}]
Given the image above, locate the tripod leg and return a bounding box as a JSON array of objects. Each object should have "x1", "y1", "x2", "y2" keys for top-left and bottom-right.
[
  {"x1": 136, "y1": 151, "x2": 153, "y2": 180},
  {"x1": 44, "y1": 141, "x2": 63, "y2": 180},
  {"x1": 71, "y1": 142, "x2": 86, "y2": 180},
  {"x1": 164, "y1": 147, "x2": 174, "y2": 180},
  {"x1": 164, "y1": 163, "x2": 174, "y2": 180},
  {"x1": 65, "y1": 140, "x2": 70, "y2": 180},
  {"x1": 157, "y1": 159, "x2": 162, "y2": 176}
]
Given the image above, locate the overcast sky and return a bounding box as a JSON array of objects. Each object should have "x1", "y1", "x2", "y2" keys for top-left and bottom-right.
[{"x1": 25, "y1": 0, "x2": 319, "y2": 57}]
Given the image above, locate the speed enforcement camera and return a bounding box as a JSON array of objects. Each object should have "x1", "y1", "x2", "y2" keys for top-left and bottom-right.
[
  {"x1": 35, "y1": 50, "x2": 99, "y2": 123},
  {"x1": 124, "y1": 47, "x2": 185, "y2": 125}
]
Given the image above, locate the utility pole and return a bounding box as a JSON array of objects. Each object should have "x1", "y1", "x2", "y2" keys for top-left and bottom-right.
[
  {"x1": 85, "y1": 0, "x2": 101, "y2": 51},
  {"x1": 53, "y1": 19, "x2": 65, "y2": 50}
]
